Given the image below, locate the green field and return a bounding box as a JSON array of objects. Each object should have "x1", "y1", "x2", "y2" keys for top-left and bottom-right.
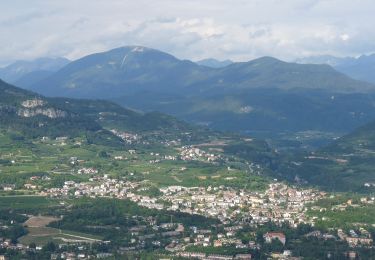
[
  {"x1": 0, "y1": 128, "x2": 270, "y2": 193},
  {"x1": 0, "y1": 196, "x2": 58, "y2": 209},
  {"x1": 307, "y1": 194, "x2": 375, "y2": 229}
]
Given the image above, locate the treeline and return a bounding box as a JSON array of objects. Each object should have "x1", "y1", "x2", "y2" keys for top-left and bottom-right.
[{"x1": 0, "y1": 210, "x2": 28, "y2": 243}]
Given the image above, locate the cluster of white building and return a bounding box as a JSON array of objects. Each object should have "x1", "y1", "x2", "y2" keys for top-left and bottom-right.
[
  {"x1": 180, "y1": 146, "x2": 221, "y2": 162},
  {"x1": 44, "y1": 175, "x2": 164, "y2": 210},
  {"x1": 110, "y1": 129, "x2": 139, "y2": 144},
  {"x1": 44, "y1": 174, "x2": 325, "y2": 228},
  {"x1": 160, "y1": 183, "x2": 325, "y2": 226}
]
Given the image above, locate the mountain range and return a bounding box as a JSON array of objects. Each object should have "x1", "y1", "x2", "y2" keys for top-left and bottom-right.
[
  {"x1": 4, "y1": 75, "x2": 375, "y2": 193},
  {"x1": 196, "y1": 58, "x2": 233, "y2": 68},
  {"x1": 297, "y1": 54, "x2": 375, "y2": 85},
  {"x1": 15, "y1": 46, "x2": 375, "y2": 139},
  {"x1": 28, "y1": 46, "x2": 375, "y2": 97},
  {"x1": 0, "y1": 57, "x2": 70, "y2": 89}
]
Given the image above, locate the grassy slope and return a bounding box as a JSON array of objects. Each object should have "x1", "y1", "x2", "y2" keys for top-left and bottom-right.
[{"x1": 277, "y1": 120, "x2": 375, "y2": 192}]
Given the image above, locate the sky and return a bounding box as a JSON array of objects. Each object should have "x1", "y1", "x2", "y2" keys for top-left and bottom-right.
[{"x1": 1, "y1": 0, "x2": 375, "y2": 65}]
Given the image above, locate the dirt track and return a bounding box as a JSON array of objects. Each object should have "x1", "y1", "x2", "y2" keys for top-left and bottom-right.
[{"x1": 24, "y1": 216, "x2": 60, "y2": 227}]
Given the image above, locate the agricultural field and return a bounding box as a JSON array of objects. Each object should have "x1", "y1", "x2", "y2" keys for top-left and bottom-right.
[
  {"x1": 0, "y1": 129, "x2": 271, "y2": 193},
  {"x1": 0, "y1": 196, "x2": 58, "y2": 210},
  {"x1": 20, "y1": 216, "x2": 102, "y2": 246},
  {"x1": 307, "y1": 194, "x2": 375, "y2": 229},
  {"x1": 19, "y1": 227, "x2": 103, "y2": 246}
]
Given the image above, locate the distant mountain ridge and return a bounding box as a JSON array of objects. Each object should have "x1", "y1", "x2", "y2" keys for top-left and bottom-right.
[
  {"x1": 0, "y1": 57, "x2": 70, "y2": 88},
  {"x1": 196, "y1": 58, "x2": 233, "y2": 68},
  {"x1": 297, "y1": 54, "x2": 375, "y2": 84},
  {"x1": 30, "y1": 46, "x2": 211, "y2": 98},
  {"x1": 14, "y1": 46, "x2": 375, "y2": 137},
  {"x1": 30, "y1": 47, "x2": 375, "y2": 98}
]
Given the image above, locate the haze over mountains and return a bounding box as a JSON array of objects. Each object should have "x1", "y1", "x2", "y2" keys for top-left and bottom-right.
[
  {"x1": 11, "y1": 45, "x2": 374, "y2": 138},
  {"x1": 0, "y1": 57, "x2": 70, "y2": 89},
  {"x1": 297, "y1": 54, "x2": 375, "y2": 84},
  {"x1": 196, "y1": 58, "x2": 233, "y2": 68},
  {"x1": 28, "y1": 46, "x2": 375, "y2": 96}
]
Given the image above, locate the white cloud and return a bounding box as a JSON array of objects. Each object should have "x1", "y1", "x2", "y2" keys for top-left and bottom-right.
[
  {"x1": 340, "y1": 34, "x2": 350, "y2": 41},
  {"x1": 0, "y1": 0, "x2": 375, "y2": 64}
]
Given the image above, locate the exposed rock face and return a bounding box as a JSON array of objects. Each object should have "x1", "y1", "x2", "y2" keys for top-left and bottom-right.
[
  {"x1": 17, "y1": 98, "x2": 67, "y2": 118},
  {"x1": 17, "y1": 107, "x2": 67, "y2": 118},
  {"x1": 21, "y1": 99, "x2": 45, "y2": 108}
]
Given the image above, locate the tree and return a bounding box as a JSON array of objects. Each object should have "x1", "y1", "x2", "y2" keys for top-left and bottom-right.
[{"x1": 43, "y1": 241, "x2": 57, "y2": 252}]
